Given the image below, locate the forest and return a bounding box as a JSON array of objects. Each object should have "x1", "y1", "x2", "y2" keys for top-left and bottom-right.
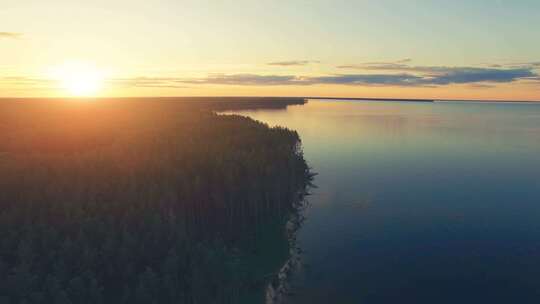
[{"x1": 0, "y1": 98, "x2": 311, "y2": 303}]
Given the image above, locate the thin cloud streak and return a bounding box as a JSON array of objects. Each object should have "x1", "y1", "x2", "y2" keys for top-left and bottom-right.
[
  {"x1": 504, "y1": 61, "x2": 540, "y2": 68},
  {"x1": 267, "y1": 60, "x2": 318, "y2": 66},
  {"x1": 308, "y1": 74, "x2": 423, "y2": 86},
  {"x1": 0, "y1": 77, "x2": 54, "y2": 88},
  {"x1": 338, "y1": 59, "x2": 412, "y2": 70},
  {"x1": 182, "y1": 74, "x2": 304, "y2": 85},
  {"x1": 362, "y1": 58, "x2": 412, "y2": 65},
  {"x1": 108, "y1": 77, "x2": 190, "y2": 89},
  {"x1": 338, "y1": 59, "x2": 540, "y2": 72},
  {"x1": 0, "y1": 32, "x2": 23, "y2": 39}
]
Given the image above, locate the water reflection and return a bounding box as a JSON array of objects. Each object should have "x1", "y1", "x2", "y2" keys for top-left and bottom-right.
[{"x1": 229, "y1": 100, "x2": 540, "y2": 304}]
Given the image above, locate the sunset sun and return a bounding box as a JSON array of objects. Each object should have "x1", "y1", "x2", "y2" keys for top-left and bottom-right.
[{"x1": 52, "y1": 61, "x2": 105, "y2": 97}]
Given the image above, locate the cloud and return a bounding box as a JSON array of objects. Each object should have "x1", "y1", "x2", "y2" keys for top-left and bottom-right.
[
  {"x1": 115, "y1": 73, "x2": 427, "y2": 87},
  {"x1": 396, "y1": 58, "x2": 412, "y2": 64},
  {"x1": 267, "y1": 60, "x2": 318, "y2": 66},
  {"x1": 473, "y1": 61, "x2": 540, "y2": 70},
  {"x1": 108, "y1": 77, "x2": 189, "y2": 89},
  {"x1": 307, "y1": 74, "x2": 423, "y2": 86},
  {"x1": 505, "y1": 61, "x2": 540, "y2": 68},
  {"x1": 338, "y1": 59, "x2": 411, "y2": 70},
  {"x1": 469, "y1": 83, "x2": 496, "y2": 89},
  {"x1": 161, "y1": 73, "x2": 422, "y2": 86},
  {"x1": 364, "y1": 58, "x2": 412, "y2": 65},
  {"x1": 521, "y1": 76, "x2": 540, "y2": 84},
  {"x1": 338, "y1": 59, "x2": 540, "y2": 72},
  {"x1": 4, "y1": 62, "x2": 538, "y2": 92},
  {"x1": 108, "y1": 66, "x2": 539, "y2": 89},
  {"x1": 336, "y1": 60, "x2": 538, "y2": 86},
  {"x1": 423, "y1": 67, "x2": 534, "y2": 85},
  {"x1": 338, "y1": 63, "x2": 409, "y2": 70},
  {"x1": 0, "y1": 77, "x2": 53, "y2": 87},
  {"x1": 108, "y1": 74, "x2": 303, "y2": 87},
  {"x1": 182, "y1": 74, "x2": 305, "y2": 86},
  {"x1": 180, "y1": 68, "x2": 536, "y2": 87},
  {"x1": 0, "y1": 32, "x2": 22, "y2": 39}
]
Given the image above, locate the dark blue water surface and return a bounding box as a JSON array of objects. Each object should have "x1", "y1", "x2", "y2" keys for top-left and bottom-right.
[{"x1": 229, "y1": 100, "x2": 540, "y2": 303}]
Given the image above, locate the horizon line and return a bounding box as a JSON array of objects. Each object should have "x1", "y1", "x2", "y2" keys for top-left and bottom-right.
[{"x1": 0, "y1": 96, "x2": 539, "y2": 103}]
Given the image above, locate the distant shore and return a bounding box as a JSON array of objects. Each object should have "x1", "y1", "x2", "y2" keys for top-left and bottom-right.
[
  {"x1": 436, "y1": 99, "x2": 540, "y2": 103},
  {"x1": 306, "y1": 97, "x2": 435, "y2": 102},
  {"x1": 2, "y1": 96, "x2": 539, "y2": 105},
  {"x1": 0, "y1": 96, "x2": 307, "y2": 111}
]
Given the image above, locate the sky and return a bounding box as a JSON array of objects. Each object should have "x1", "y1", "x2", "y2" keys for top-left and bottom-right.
[{"x1": 1, "y1": 0, "x2": 540, "y2": 100}]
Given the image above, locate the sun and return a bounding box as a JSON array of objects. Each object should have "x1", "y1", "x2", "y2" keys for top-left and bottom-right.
[{"x1": 52, "y1": 61, "x2": 105, "y2": 97}]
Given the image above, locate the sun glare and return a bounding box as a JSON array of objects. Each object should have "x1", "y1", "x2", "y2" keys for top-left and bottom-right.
[{"x1": 51, "y1": 61, "x2": 105, "y2": 97}]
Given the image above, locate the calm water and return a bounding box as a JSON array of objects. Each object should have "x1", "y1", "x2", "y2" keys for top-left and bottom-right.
[{"x1": 230, "y1": 100, "x2": 540, "y2": 303}]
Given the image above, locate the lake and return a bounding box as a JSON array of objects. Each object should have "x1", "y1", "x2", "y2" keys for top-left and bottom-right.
[{"x1": 227, "y1": 99, "x2": 540, "y2": 304}]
